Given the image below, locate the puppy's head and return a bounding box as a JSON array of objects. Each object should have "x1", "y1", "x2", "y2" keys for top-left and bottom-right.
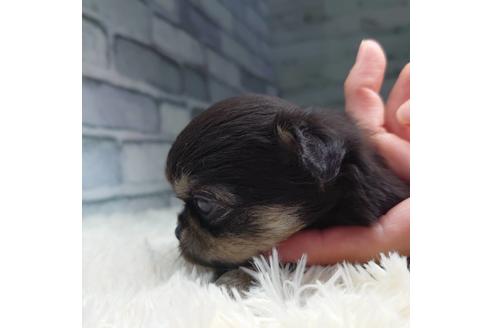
[{"x1": 166, "y1": 95, "x2": 351, "y2": 269}]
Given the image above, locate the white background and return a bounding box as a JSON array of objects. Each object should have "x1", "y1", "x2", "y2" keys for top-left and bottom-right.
[{"x1": 1, "y1": 0, "x2": 492, "y2": 326}]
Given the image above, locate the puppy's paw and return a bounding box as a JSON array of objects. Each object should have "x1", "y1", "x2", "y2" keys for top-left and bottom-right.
[{"x1": 215, "y1": 269, "x2": 253, "y2": 296}]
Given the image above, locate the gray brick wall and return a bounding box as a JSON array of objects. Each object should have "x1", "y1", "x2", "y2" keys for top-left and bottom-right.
[
  {"x1": 82, "y1": 0, "x2": 409, "y2": 216},
  {"x1": 270, "y1": 0, "x2": 410, "y2": 108},
  {"x1": 82, "y1": 0, "x2": 274, "y2": 215}
]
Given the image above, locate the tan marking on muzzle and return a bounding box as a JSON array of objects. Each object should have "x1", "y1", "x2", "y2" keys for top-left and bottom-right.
[
  {"x1": 251, "y1": 205, "x2": 305, "y2": 238},
  {"x1": 180, "y1": 205, "x2": 304, "y2": 266}
]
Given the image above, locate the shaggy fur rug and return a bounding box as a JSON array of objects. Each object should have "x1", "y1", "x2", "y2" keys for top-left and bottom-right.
[{"x1": 83, "y1": 208, "x2": 409, "y2": 328}]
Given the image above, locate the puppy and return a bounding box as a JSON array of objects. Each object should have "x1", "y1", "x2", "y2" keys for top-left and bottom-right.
[{"x1": 166, "y1": 94, "x2": 409, "y2": 287}]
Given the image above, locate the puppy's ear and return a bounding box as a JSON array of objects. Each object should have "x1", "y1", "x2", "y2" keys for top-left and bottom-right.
[{"x1": 274, "y1": 111, "x2": 346, "y2": 188}]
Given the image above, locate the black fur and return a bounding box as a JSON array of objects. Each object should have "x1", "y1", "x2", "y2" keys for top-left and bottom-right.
[{"x1": 167, "y1": 94, "x2": 408, "y2": 237}]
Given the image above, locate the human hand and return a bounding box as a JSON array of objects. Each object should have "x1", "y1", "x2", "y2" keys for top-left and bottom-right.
[{"x1": 277, "y1": 40, "x2": 410, "y2": 265}]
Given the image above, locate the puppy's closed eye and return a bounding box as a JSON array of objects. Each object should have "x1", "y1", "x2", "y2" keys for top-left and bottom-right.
[
  {"x1": 194, "y1": 197, "x2": 214, "y2": 215},
  {"x1": 191, "y1": 197, "x2": 225, "y2": 224}
]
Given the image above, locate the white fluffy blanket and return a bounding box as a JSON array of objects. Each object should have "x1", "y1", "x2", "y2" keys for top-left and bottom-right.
[{"x1": 83, "y1": 208, "x2": 409, "y2": 328}]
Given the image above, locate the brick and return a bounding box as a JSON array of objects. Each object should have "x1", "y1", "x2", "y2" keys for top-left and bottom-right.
[
  {"x1": 377, "y1": 34, "x2": 410, "y2": 61},
  {"x1": 272, "y1": 23, "x2": 327, "y2": 45},
  {"x1": 358, "y1": 0, "x2": 409, "y2": 11},
  {"x1": 187, "y1": 0, "x2": 202, "y2": 6},
  {"x1": 220, "y1": 0, "x2": 247, "y2": 21},
  {"x1": 273, "y1": 36, "x2": 359, "y2": 67},
  {"x1": 271, "y1": 11, "x2": 366, "y2": 41},
  {"x1": 259, "y1": 41, "x2": 272, "y2": 61},
  {"x1": 359, "y1": 6, "x2": 409, "y2": 33},
  {"x1": 276, "y1": 77, "x2": 323, "y2": 96},
  {"x1": 276, "y1": 69, "x2": 323, "y2": 92},
  {"x1": 83, "y1": 78, "x2": 160, "y2": 133},
  {"x1": 83, "y1": 193, "x2": 169, "y2": 217},
  {"x1": 82, "y1": 18, "x2": 107, "y2": 68},
  {"x1": 206, "y1": 49, "x2": 241, "y2": 87},
  {"x1": 209, "y1": 79, "x2": 240, "y2": 102},
  {"x1": 245, "y1": 6, "x2": 269, "y2": 38},
  {"x1": 122, "y1": 142, "x2": 170, "y2": 183},
  {"x1": 151, "y1": 0, "x2": 180, "y2": 23},
  {"x1": 269, "y1": 0, "x2": 326, "y2": 15},
  {"x1": 233, "y1": 21, "x2": 262, "y2": 55},
  {"x1": 266, "y1": 85, "x2": 278, "y2": 96},
  {"x1": 241, "y1": 70, "x2": 267, "y2": 93},
  {"x1": 221, "y1": 32, "x2": 272, "y2": 81},
  {"x1": 272, "y1": 42, "x2": 320, "y2": 65},
  {"x1": 273, "y1": 40, "x2": 331, "y2": 64},
  {"x1": 285, "y1": 85, "x2": 344, "y2": 108},
  {"x1": 270, "y1": 1, "x2": 331, "y2": 35},
  {"x1": 160, "y1": 102, "x2": 191, "y2": 137},
  {"x1": 273, "y1": 46, "x2": 347, "y2": 81},
  {"x1": 152, "y1": 17, "x2": 204, "y2": 66},
  {"x1": 324, "y1": 17, "x2": 365, "y2": 38},
  {"x1": 200, "y1": 0, "x2": 233, "y2": 32},
  {"x1": 274, "y1": 6, "x2": 409, "y2": 42},
  {"x1": 255, "y1": 61, "x2": 274, "y2": 83},
  {"x1": 83, "y1": 137, "x2": 121, "y2": 190},
  {"x1": 180, "y1": 2, "x2": 221, "y2": 49},
  {"x1": 323, "y1": 0, "x2": 361, "y2": 16},
  {"x1": 248, "y1": 0, "x2": 261, "y2": 14},
  {"x1": 258, "y1": 0, "x2": 270, "y2": 17},
  {"x1": 386, "y1": 59, "x2": 409, "y2": 78},
  {"x1": 273, "y1": 11, "x2": 363, "y2": 44},
  {"x1": 83, "y1": 0, "x2": 151, "y2": 42},
  {"x1": 255, "y1": 60, "x2": 274, "y2": 83},
  {"x1": 322, "y1": 60, "x2": 353, "y2": 84},
  {"x1": 114, "y1": 37, "x2": 182, "y2": 93},
  {"x1": 183, "y1": 67, "x2": 209, "y2": 101},
  {"x1": 324, "y1": 37, "x2": 361, "y2": 62},
  {"x1": 220, "y1": 32, "x2": 251, "y2": 66},
  {"x1": 275, "y1": 53, "x2": 335, "y2": 91}
]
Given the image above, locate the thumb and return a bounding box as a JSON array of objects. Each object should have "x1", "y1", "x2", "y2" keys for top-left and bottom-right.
[{"x1": 344, "y1": 40, "x2": 387, "y2": 132}]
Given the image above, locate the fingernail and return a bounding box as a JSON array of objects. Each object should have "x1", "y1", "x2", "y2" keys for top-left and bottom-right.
[
  {"x1": 356, "y1": 39, "x2": 382, "y2": 64},
  {"x1": 355, "y1": 39, "x2": 368, "y2": 63},
  {"x1": 396, "y1": 102, "x2": 410, "y2": 125}
]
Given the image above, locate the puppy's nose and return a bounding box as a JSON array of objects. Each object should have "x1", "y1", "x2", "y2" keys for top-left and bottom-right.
[{"x1": 175, "y1": 224, "x2": 183, "y2": 240}]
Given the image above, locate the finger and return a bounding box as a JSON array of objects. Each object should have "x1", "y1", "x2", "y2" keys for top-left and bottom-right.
[
  {"x1": 378, "y1": 198, "x2": 410, "y2": 256},
  {"x1": 277, "y1": 224, "x2": 384, "y2": 265},
  {"x1": 386, "y1": 63, "x2": 410, "y2": 138},
  {"x1": 277, "y1": 199, "x2": 410, "y2": 265},
  {"x1": 344, "y1": 40, "x2": 387, "y2": 132},
  {"x1": 372, "y1": 133, "x2": 410, "y2": 181},
  {"x1": 396, "y1": 100, "x2": 410, "y2": 126}
]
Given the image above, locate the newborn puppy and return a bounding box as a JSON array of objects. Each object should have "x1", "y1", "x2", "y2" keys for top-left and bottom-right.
[{"x1": 166, "y1": 94, "x2": 408, "y2": 286}]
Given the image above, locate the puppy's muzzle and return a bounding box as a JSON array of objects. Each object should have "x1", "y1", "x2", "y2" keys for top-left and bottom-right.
[
  {"x1": 175, "y1": 211, "x2": 186, "y2": 241},
  {"x1": 175, "y1": 223, "x2": 183, "y2": 240}
]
